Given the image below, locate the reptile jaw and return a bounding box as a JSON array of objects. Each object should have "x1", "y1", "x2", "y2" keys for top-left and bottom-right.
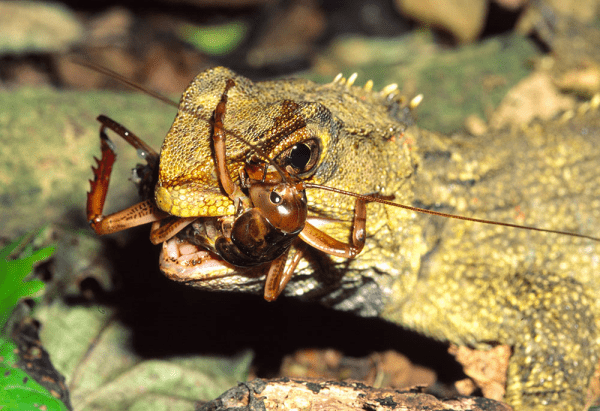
[
  {"x1": 160, "y1": 237, "x2": 233, "y2": 277},
  {"x1": 159, "y1": 237, "x2": 266, "y2": 292}
]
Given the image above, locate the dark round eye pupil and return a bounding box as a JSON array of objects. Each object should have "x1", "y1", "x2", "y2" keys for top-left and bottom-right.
[
  {"x1": 289, "y1": 143, "x2": 311, "y2": 170},
  {"x1": 270, "y1": 190, "x2": 282, "y2": 204}
]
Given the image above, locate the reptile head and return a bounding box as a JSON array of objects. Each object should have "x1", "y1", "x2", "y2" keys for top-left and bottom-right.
[
  {"x1": 153, "y1": 67, "x2": 336, "y2": 218},
  {"x1": 154, "y1": 67, "x2": 419, "y2": 308}
]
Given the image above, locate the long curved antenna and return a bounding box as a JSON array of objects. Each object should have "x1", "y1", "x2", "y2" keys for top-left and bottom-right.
[
  {"x1": 71, "y1": 57, "x2": 180, "y2": 109},
  {"x1": 305, "y1": 183, "x2": 600, "y2": 242},
  {"x1": 73, "y1": 57, "x2": 290, "y2": 182},
  {"x1": 74, "y1": 59, "x2": 600, "y2": 243}
]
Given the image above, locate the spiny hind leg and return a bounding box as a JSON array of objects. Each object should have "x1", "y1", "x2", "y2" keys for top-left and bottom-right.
[
  {"x1": 87, "y1": 118, "x2": 167, "y2": 235},
  {"x1": 96, "y1": 115, "x2": 159, "y2": 165},
  {"x1": 87, "y1": 128, "x2": 117, "y2": 225}
]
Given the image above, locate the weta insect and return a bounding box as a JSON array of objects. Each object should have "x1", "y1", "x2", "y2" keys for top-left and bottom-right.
[{"x1": 85, "y1": 62, "x2": 600, "y2": 302}]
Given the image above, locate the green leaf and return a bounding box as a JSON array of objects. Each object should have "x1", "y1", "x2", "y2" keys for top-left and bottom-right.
[
  {"x1": 0, "y1": 363, "x2": 68, "y2": 411},
  {"x1": 0, "y1": 234, "x2": 27, "y2": 260},
  {"x1": 13, "y1": 279, "x2": 46, "y2": 301},
  {"x1": 179, "y1": 21, "x2": 248, "y2": 56},
  {"x1": 0, "y1": 235, "x2": 55, "y2": 330},
  {"x1": 0, "y1": 237, "x2": 67, "y2": 411},
  {"x1": 0, "y1": 336, "x2": 19, "y2": 366}
]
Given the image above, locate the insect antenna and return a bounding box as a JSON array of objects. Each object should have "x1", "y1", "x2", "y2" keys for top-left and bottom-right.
[
  {"x1": 305, "y1": 183, "x2": 600, "y2": 242},
  {"x1": 71, "y1": 57, "x2": 180, "y2": 109},
  {"x1": 74, "y1": 59, "x2": 599, "y2": 243},
  {"x1": 73, "y1": 58, "x2": 290, "y2": 183}
]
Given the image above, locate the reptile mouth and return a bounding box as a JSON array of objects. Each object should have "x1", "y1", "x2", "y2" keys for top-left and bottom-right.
[
  {"x1": 158, "y1": 236, "x2": 268, "y2": 295},
  {"x1": 160, "y1": 237, "x2": 234, "y2": 280}
]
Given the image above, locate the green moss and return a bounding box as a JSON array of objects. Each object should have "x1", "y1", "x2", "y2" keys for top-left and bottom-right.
[{"x1": 309, "y1": 31, "x2": 540, "y2": 132}]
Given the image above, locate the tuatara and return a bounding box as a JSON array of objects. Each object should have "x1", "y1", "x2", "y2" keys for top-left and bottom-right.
[{"x1": 149, "y1": 65, "x2": 600, "y2": 410}]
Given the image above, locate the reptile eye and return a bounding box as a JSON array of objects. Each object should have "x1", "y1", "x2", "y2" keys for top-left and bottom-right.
[
  {"x1": 278, "y1": 138, "x2": 320, "y2": 177},
  {"x1": 289, "y1": 143, "x2": 311, "y2": 170}
]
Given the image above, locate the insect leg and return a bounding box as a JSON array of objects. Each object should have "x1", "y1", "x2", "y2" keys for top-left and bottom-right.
[
  {"x1": 149, "y1": 217, "x2": 197, "y2": 245},
  {"x1": 263, "y1": 246, "x2": 305, "y2": 301},
  {"x1": 87, "y1": 128, "x2": 116, "y2": 226},
  {"x1": 299, "y1": 197, "x2": 369, "y2": 258},
  {"x1": 89, "y1": 199, "x2": 168, "y2": 235},
  {"x1": 87, "y1": 125, "x2": 168, "y2": 235},
  {"x1": 97, "y1": 115, "x2": 159, "y2": 166},
  {"x1": 211, "y1": 79, "x2": 250, "y2": 208},
  {"x1": 263, "y1": 250, "x2": 291, "y2": 302}
]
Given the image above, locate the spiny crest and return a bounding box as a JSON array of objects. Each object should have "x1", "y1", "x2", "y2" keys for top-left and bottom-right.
[
  {"x1": 329, "y1": 72, "x2": 423, "y2": 110},
  {"x1": 559, "y1": 92, "x2": 600, "y2": 122}
]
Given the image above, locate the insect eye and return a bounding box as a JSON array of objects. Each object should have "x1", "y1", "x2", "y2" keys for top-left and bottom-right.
[
  {"x1": 270, "y1": 190, "x2": 282, "y2": 204},
  {"x1": 278, "y1": 138, "x2": 320, "y2": 177}
]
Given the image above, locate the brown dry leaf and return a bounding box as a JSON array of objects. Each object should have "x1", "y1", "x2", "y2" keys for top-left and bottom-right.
[
  {"x1": 375, "y1": 350, "x2": 436, "y2": 389},
  {"x1": 450, "y1": 344, "x2": 511, "y2": 401},
  {"x1": 464, "y1": 114, "x2": 488, "y2": 136},
  {"x1": 555, "y1": 64, "x2": 600, "y2": 97},
  {"x1": 246, "y1": 0, "x2": 326, "y2": 68},
  {"x1": 493, "y1": 0, "x2": 528, "y2": 10},
  {"x1": 0, "y1": 1, "x2": 83, "y2": 54},
  {"x1": 280, "y1": 348, "x2": 436, "y2": 391},
  {"x1": 585, "y1": 362, "x2": 600, "y2": 409},
  {"x1": 489, "y1": 72, "x2": 575, "y2": 129},
  {"x1": 394, "y1": 0, "x2": 487, "y2": 43}
]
